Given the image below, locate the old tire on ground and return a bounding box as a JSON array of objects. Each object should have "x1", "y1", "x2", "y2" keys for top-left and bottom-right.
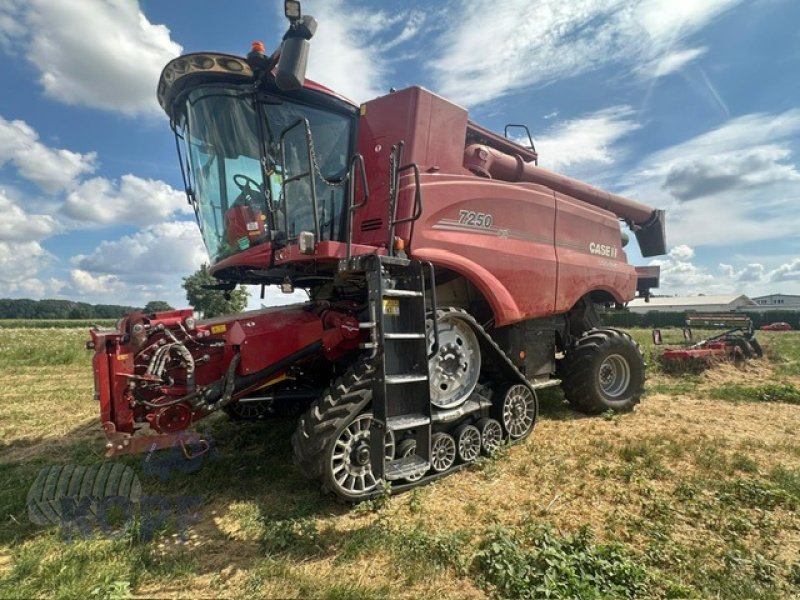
[
  {"x1": 560, "y1": 328, "x2": 645, "y2": 414},
  {"x1": 26, "y1": 463, "x2": 142, "y2": 526},
  {"x1": 292, "y1": 358, "x2": 394, "y2": 502}
]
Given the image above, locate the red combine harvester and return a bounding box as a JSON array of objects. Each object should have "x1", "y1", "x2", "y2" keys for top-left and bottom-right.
[{"x1": 88, "y1": 3, "x2": 666, "y2": 501}]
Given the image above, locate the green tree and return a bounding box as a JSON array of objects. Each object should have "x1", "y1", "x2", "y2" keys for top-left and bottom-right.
[
  {"x1": 143, "y1": 300, "x2": 174, "y2": 314},
  {"x1": 182, "y1": 264, "x2": 249, "y2": 318}
]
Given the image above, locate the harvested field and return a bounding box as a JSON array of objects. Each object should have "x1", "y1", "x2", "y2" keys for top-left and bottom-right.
[{"x1": 1, "y1": 326, "x2": 799, "y2": 598}]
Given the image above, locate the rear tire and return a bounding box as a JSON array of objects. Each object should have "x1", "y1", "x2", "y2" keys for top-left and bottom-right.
[{"x1": 560, "y1": 328, "x2": 644, "y2": 414}]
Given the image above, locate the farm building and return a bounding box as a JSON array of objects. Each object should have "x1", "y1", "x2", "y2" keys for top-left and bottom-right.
[
  {"x1": 750, "y1": 294, "x2": 800, "y2": 311},
  {"x1": 627, "y1": 294, "x2": 757, "y2": 314}
]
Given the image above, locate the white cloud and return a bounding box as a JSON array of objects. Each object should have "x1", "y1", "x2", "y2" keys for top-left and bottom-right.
[
  {"x1": 638, "y1": 46, "x2": 707, "y2": 78},
  {"x1": 0, "y1": 240, "x2": 54, "y2": 293},
  {"x1": 68, "y1": 269, "x2": 125, "y2": 295},
  {"x1": 74, "y1": 221, "x2": 206, "y2": 276},
  {"x1": 767, "y1": 259, "x2": 800, "y2": 283},
  {"x1": 535, "y1": 106, "x2": 640, "y2": 172},
  {"x1": 0, "y1": 115, "x2": 97, "y2": 193},
  {"x1": 622, "y1": 109, "x2": 800, "y2": 247},
  {"x1": 649, "y1": 245, "x2": 718, "y2": 293},
  {"x1": 0, "y1": 0, "x2": 26, "y2": 53},
  {"x1": 429, "y1": 0, "x2": 742, "y2": 106},
  {"x1": 1, "y1": 0, "x2": 181, "y2": 115},
  {"x1": 0, "y1": 188, "x2": 60, "y2": 242},
  {"x1": 305, "y1": 3, "x2": 425, "y2": 103},
  {"x1": 62, "y1": 174, "x2": 189, "y2": 226},
  {"x1": 65, "y1": 221, "x2": 206, "y2": 306},
  {"x1": 306, "y1": 2, "x2": 389, "y2": 102},
  {"x1": 669, "y1": 244, "x2": 694, "y2": 261}
]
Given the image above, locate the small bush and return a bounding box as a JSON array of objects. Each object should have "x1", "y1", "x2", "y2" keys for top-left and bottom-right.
[
  {"x1": 474, "y1": 523, "x2": 649, "y2": 599},
  {"x1": 717, "y1": 479, "x2": 797, "y2": 511}
]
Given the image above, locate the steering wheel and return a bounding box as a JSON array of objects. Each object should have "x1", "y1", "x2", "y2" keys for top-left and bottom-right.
[{"x1": 233, "y1": 173, "x2": 262, "y2": 192}]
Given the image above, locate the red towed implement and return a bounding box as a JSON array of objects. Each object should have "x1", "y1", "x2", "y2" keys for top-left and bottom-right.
[{"x1": 658, "y1": 314, "x2": 762, "y2": 371}]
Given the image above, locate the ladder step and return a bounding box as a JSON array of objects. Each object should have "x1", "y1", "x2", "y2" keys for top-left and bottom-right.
[
  {"x1": 385, "y1": 413, "x2": 431, "y2": 431},
  {"x1": 384, "y1": 455, "x2": 429, "y2": 481},
  {"x1": 385, "y1": 374, "x2": 428, "y2": 384},
  {"x1": 384, "y1": 333, "x2": 426, "y2": 340},
  {"x1": 359, "y1": 321, "x2": 376, "y2": 329},
  {"x1": 359, "y1": 342, "x2": 377, "y2": 350},
  {"x1": 383, "y1": 289, "x2": 423, "y2": 298}
]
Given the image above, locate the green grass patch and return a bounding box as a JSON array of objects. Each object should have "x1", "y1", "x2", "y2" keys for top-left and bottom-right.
[
  {"x1": 474, "y1": 523, "x2": 650, "y2": 599},
  {"x1": 0, "y1": 319, "x2": 118, "y2": 329},
  {"x1": 708, "y1": 382, "x2": 800, "y2": 405},
  {"x1": 0, "y1": 328, "x2": 92, "y2": 367}
]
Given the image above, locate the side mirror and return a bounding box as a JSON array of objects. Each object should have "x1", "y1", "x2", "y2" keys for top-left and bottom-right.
[{"x1": 276, "y1": 15, "x2": 317, "y2": 90}]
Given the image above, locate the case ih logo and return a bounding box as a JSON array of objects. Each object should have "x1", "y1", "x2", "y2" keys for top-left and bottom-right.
[{"x1": 589, "y1": 242, "x2": 618, "y2": 258}]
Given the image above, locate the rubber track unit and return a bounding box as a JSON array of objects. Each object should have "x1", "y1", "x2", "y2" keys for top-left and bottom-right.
[
  {"x1": 291, "y1": 307, "x2": 535, "y2": 499},
  {"x1": 560, "y1": 327, "x2": 645, "y2": 414},
  {"x1": 26, "y1": 463, "x2": 142, "y2": 526},
  {"x1": 291, "y1": 357, "x2": 374, "y2": 490}
]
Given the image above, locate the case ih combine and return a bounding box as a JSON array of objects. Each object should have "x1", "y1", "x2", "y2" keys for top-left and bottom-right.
[{"x1": 89, "y1": 3, "x2": 666, "y2": 501}]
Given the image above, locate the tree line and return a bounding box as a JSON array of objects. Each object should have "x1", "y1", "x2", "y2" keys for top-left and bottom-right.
[
  {"x1": 1, "y1": 264, "x2": 251, "y2": 320},
  {"x1": 0, "y1": 299, "x2": 172, "y2": 320}
]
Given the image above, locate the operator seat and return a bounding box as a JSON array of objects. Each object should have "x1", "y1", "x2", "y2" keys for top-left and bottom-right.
[{"x1": 224, "y1": 182, "x2": 269, "y2": 251}]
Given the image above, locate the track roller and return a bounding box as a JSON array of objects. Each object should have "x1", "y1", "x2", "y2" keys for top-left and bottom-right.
[
  {"x1": 430, "y1": 433, "x2": 457, "y2": 472},
  {"x1": 476, "y1": 418, "x2": 503, "y2": 456},
  {"x1": 455, "y1": 424, "x2": 481, "y2": 463}
]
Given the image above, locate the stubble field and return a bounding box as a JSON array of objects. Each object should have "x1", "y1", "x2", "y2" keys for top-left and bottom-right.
[{"x1": 0, "y1": 324, "x2": 799, "y2": 599}]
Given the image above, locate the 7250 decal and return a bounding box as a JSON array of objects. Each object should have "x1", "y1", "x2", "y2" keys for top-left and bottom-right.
[{"x1": 458, "y1": 210, "x2": 493, "y2": 228}]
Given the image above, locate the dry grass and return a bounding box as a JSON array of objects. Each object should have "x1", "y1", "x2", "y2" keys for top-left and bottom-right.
[{"x1": 1, "y1": 327, "x2": 799, "y2": 598}]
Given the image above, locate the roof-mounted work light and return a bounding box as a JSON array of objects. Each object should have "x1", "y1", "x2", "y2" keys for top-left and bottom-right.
[
  {"x1": 285, "y1": 0, "x2": 302, "y2": 21},
  {"x1": 276, "y1": 2, "x2": 316, "y2": 90}
]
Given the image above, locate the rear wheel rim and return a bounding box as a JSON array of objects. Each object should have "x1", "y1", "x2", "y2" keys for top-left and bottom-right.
[
  {"x1": 598, "y1": 354, "x2": 631, "y2": 398},
  {"x1": 428, "y1": 314, "x2": 481, "y2": 410},
  {"x1": 330, "y1": 413, "x2": 394, "y2": 497}
]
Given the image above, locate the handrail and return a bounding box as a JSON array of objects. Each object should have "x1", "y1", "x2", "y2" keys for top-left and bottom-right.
[
  {"x1": 386, "y1": 141, "x2": 423, "y2": 256},
  {"x1": 279, "y1": 118, "x2": 320, "y2": 242},
  {"x1": 422, "y1": 261, "x2": 439, "y2": 360},
  {"x1": 345, "y1": 152, "x2": 369, "y2": 260}
]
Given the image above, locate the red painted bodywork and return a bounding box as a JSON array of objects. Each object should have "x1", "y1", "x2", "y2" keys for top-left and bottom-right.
[
  {"x1": 206, "y1": 85, "x2": 648, "y2": 323},
  {"x1": 94, "y1": 74, "x2": 662, "y2": 453},
  {"x1": 352, "y1": 87, "x2": 637, "y2": 325}
]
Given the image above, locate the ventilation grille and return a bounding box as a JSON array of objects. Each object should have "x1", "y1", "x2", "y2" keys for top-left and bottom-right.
[{"x1": 360, "y1": 218, "x2": 383, "y2": 232}]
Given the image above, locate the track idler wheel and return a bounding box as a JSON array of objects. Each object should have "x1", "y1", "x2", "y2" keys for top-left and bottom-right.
[{"x1": 494, "y1": 383, "x2": 538, "y2": 441}]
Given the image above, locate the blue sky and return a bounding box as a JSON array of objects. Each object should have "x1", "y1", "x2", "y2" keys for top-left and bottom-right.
[{"x1": 0, "y1": 0, "x2": 799, "y2": 309}]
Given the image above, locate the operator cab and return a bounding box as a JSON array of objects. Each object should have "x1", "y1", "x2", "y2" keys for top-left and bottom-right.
[{"x1": 159, "y1": 51, "x2": 358, "y2": 284}]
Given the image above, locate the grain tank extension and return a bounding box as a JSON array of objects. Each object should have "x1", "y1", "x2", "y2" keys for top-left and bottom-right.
[{"x1": 88, "y1": 2, "x2": 665, "y2": 501}]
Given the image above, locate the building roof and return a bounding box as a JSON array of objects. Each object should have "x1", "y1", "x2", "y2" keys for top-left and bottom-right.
[
  {"x1": 751, "y1": 293, "x2": 800, "y2": 300},
  {"x1": 628, "y1": 294, "x2": 756, "y2": 308}
]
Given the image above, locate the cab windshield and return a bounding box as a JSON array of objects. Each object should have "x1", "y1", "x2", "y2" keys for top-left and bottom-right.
[{"x1": 178, "y1": 86, "x2": 353, "y2": 263}]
